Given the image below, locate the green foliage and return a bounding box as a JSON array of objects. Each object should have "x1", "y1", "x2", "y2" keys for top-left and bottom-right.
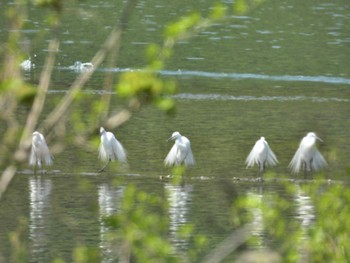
[
  {"x1": 230, "y1": 181, "x2": 350, "y2": 263},
  {"x1": 260, "y1": 184, "x2": 302, "y2": 263},
  {"x1": 9, "y1": 218, "x2": 28, "y2": 263},
  {"x1": 72, "y1": 246, "x2": 101, "y2": 263},
  {"x1": 32, "y1": 0, "x2": 63, "y2": 12},
  {"x1": 104, "y1": 184, "x2": 178, "y2": 262},
  {"x1": 6, "y1": 0, "x2": 350, "y2": 263},
  {"x1": 117, "y1": 71, "x2": 176, "y2": 113},
  {"x1": 165, "y1": 13, "x2": 202, "y2": 39},
  {"x1": 234, "y1": 0, "x2": 265, "y2": 15},
  {"x1": 306, "y1": 183, "x2": 350, "y2": 263}
]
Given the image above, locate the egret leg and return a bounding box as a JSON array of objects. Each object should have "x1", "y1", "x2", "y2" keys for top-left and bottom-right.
[
  {"x1": 302, "y1": 161, "x2": 308, "y2": 179},
  {"x1": 99, "y1": 159, "x2": 111, "y2": 173},
  {"x1": 257, "y1": 162, "x2": 264, "y2": 178},
  {"x1": 309, "y1": 158, "x2": 314, "y2": 173}
]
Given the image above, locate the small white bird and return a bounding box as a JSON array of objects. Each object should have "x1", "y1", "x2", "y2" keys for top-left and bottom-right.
[
  {"x1": 29, "y1": 131, "x2": 53, "y2": 170},
  {"x1": 246, "y1": 137, "x2": 278, "y2": 172},
  {"x1": 69, "y1": 61, "x2": 94, "y2": 73},
  {"x1": 164, "y1": 131, "x2": 195, "y2": 167},
  {"x1": 289, "y1": 132, "x2": 327, "y2": 174},
  {"x1": 20, "y1": 58, "x2": 35, "y2": 71},
  {"x1": 98, "y1": 127, "x2": 127, "y2": 172}
]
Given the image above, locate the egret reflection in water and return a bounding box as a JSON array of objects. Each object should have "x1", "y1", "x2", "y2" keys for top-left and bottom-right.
[
  {"x1": 294, "y1": 186, "x2": 315, "y2": 236},
  {"x1": 165, "y1": 183, "x2": 193, "y2": 251},
  {"x1": 29, "y1": 176, "x2": 52, "y2": 261},
  {"x1": 246, "y1": 188, "x2": 265, "y2": 249},
  {"x1": 98, "y1": 184, "x2": 125, "y2": 262}
]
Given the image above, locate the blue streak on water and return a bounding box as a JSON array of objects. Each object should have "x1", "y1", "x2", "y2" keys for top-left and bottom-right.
[
  {"x1": 172, "y1": 93, "x2": 349, "y2": 102},
  {"x1": 95, "y1": 67, "x2": 350, "y2": 85},
  {"x1": 159, "y1": 70, "x2": 350, "y2": 85},
  {"x1": 47, "y1": 90, "x2": 348, "y2": 102}
]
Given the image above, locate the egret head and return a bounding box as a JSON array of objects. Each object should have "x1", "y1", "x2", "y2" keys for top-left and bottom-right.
[
  {"x1": 168, "y1": 131, "x2": 181, "y2": 141},
  {"x1": 100, "y1": 127, "x2": 106, "y2": 135},
  {"x1": 32, "y1": 131, "x2": 42, "y2": 141},
  {"x1": 307, "y1": 132, "x2": 323, "y2": 142}
]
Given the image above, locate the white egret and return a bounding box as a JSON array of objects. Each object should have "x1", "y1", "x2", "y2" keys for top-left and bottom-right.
[
  {"x1": 69, "y1": 61, "x2": 94, "y2": 73},
  {"x1": 20, "y1": 58, "x2": 35, "y2": 71},
  {"x1": 246, "y1": 137, "x2": 278, "y2": 173},
  {"x1": 164, "y1": 131, "x2": 195, "y2": 167},
  {"x1": 289, "y1": 132, "x2": 327, "y2": 174},
  {"x1": 98, "y1": 127, "x2": 127, "y2": 172},
  {"x1": 29, "y1": 131, "x2": 53, "y2": 170}
]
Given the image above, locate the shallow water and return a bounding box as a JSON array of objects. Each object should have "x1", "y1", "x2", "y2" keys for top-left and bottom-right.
[{"x1": 0, "y1": 0, "x2": 350, "y2": 261}]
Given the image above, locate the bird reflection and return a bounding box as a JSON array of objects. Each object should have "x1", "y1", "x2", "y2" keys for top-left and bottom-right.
[
  {"x1": 165, "y1": 183, "x2": 192, "y2": 251},
  {"x1": 98, "y1": 184, "x2": 124, "y2": 263},
  {"x1": 294, "y1": 185, "x2": 315, "y2": 238},
  {"x1": 246, "y1": 188, "x2": 265, "y2": 249},
  {"x1": 29, "y1": 176, "x2": 52, "y2": 261}
]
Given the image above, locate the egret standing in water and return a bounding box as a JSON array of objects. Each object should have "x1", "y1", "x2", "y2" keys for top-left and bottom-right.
[
  {"x1": 29, "y1": 131, "x2": 53, "y2": 172},
  {"x1": 98, "y1": 127, "x2": 127, "y2": 172},
  {"x1": 246, "y1": 137, "x2": 278, "y2": 173},
  {"x1": 289, "y1": 132, "x2": 327, "y2": 174},
  {"x1": 164, "y1": 131, "x2": 195, "y2": 167}
]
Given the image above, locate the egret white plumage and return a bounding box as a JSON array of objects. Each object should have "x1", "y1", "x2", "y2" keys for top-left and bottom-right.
[
  {"x1": 20, "y1": 58, "x2": 35, "y2": 71},
  {"x1": 98, "y1": 127, "x2": 127, "y2": 172},
  {"x1": 164, "y1": 131, "x2": 195, "y2": 167},
  {"x1": 289, "y1": 132, "x2": 327, "y2": 174},
  {"x1": 29, "y1": 131, "x2": 53, "y2": 169},
  {"x1": 69, "y1": 61, "x2": 94, "y2": 73},
  {"x1": 246, "y1": 137, "x2": 278, "y2": 172}
]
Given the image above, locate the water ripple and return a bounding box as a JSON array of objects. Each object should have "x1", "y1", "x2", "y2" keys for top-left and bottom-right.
[
  {"x1": 160, "y1": 70, "x2": 350, "y2": 85},
  {"x1": 63, "y1": 66, "x2": 350, "y2": 85},
  {"x1": 172, "y1": 93, "x2": 349, "y2": 102}
]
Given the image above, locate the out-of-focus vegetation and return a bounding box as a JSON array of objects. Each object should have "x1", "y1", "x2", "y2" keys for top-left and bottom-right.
[{"x1": 2, "y1": 0, "x2": 350, "y2": 262}]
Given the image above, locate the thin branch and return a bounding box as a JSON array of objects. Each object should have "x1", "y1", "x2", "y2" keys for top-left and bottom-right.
[
  {"x1": 201, "y1": 224, "x2": 253, "y2": 263},
  {"x1": 19, "y1": 39, "x2": 59, "y2": 152},
  {"x1": 0, "y1": 39, "x2": 59, "y2": 199},
  {"x1": 41, "y1": 0, "x2": 138, "y2": 134},
  {"x1": 0, "y1": 166, "x2": 17, "y2": 199}
]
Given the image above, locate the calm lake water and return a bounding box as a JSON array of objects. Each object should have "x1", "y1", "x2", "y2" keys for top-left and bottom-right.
[{"x1": 1, "y1": 0, "x2": 350, "y2": 262}]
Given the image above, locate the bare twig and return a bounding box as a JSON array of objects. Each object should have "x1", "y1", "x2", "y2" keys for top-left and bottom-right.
[
  {"x1": 41, "y1": 0, "x2": 138, "y2": 135},
  {"x1": 201, "y1": 224, "x2": 253, "y2": 263},
  {"x1": 0, "y1": 39, "x2": 58, "y2": 199}
]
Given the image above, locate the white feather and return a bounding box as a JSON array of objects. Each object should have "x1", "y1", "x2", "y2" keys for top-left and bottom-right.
[
  {"x1": 289, "y1": 132, "x2": 327, "y2": 174},
  {"x1": 246, "y1": 137, "x2": 278, "y2": 172},
  {"x1": 29, "y1": 131, "x2": 53, "y2": 167},
  {"x1": 99, "y1": 127, "x2": 127, "y2": 163},
  {"x1": 164, "y1": 131, "x2": 195, "y2": 167}
]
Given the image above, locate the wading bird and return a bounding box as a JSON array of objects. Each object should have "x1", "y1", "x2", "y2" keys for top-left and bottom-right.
[
  {"x1": 98, "y1": 127, "x2": 127, "y2": 172},
  {"x1": 69, "y1": 61, "x2": 94, "y2": 73},
  {"x1": 164, "y1": 131, "x2": 195, "y2": 167},
  {"x1": 289, "y1": 132, "x2": 327, "y2": 174},
  {"x1": 29, "y1": 131, "x2": 53, "y2": 172},
  {"x1": 246, "y1": 137, "x2": 278, "y2": 173}
]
